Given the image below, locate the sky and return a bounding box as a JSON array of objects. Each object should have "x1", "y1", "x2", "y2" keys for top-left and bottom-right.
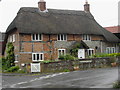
[{"x1": 0, "y1": 0, "x2": 119, "y2": 32}]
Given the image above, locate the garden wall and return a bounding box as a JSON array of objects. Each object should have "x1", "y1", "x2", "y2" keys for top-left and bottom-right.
[{"x1": 40, "y1": 57, "x2": 112, "y2": 73}]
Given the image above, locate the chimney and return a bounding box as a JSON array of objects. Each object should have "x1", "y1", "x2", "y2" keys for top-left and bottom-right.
[
  {"x1": 84, "y1": 0, "x2": 90, "y2": 12},
  {"x1": 38, "y1": 0, "x2": 46, "y2": 11}
]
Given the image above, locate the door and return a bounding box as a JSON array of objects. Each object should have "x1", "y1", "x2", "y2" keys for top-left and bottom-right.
[
  {"x1": 78, "y1": 49, "x2": 85, "y2": 59},
  {"x1": 31, "y1": 63, "x2": 40, "y2": 72}
]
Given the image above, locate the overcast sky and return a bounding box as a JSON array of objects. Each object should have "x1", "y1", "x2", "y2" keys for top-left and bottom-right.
[{"x1": 0, "y1": 0, "x2": 119, "y2": 32}]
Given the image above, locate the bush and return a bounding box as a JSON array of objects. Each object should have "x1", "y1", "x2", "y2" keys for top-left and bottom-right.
[
  {"x1": 6, "y1": 66, "x2": 19, "y2": 72},
  {"x1": 113, "y1": 81, "x2": 120, "y2": 88},
  {"x1": 17, "y1": 69, "x2": 26, "y2": 73},
  {"x1": 41, "y1": 60, "x2": 59, "y2": 63},
  {"x1": 63, "y1": 69, "x2": 70, "y2": 72},
  {"x1": 93, "y1": 53, "x2": 120, "y2": 58},
  {"x1": 59, "y1": 54, "x2": 75, "y2": 60},
  {"x1": 0, "y1": 57, "x2": 11, "y2": 71}
]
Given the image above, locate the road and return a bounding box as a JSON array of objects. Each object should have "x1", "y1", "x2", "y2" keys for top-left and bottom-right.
[{"x1": 2, "y1": 67, "x2": 118, "y2": 88}]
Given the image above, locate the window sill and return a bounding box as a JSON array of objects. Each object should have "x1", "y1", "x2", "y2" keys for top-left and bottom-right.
[{"x1": 32, "y1": 60, "x2": 44, "y2": 62}]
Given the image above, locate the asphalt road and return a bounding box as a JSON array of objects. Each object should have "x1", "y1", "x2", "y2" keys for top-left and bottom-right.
[{"x1": 2, "y1": 67, "x2": 118, "y2": 88}]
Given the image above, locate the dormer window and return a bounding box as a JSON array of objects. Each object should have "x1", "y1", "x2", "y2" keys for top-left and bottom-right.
[
  {"x1": 58, "y1": 34, "x2": 67, "y2": 41},
  {"x1": 32, "y1": 34, "x2": 42, "y2": 41},
  {"x1": 82, "y1": 34, "x2": 91, "y2": 41}
]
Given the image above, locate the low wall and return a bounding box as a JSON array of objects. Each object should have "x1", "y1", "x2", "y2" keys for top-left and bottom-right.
[{"x1": 40, "y1": 57, "x2": 111, "y2": 73}]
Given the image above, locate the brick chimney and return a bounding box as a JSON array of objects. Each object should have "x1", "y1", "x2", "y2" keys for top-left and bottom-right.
[
  {"x1": 84, "y1": 0, "x2": 90, "y2": 12},
  {"x1": 38, "y1": 0, "x2": 46, "y2": 11}
]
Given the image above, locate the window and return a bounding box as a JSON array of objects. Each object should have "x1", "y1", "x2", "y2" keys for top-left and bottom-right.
[
  {"x1": 58, "y1": 34, "x2": 67, "y2": 41},
  {"x1": 32, "y1": 34, "x2": 42, "y2": 41},
  {"x1": 9, "y1": 34, "x2": 16, "y2": 42},
  {"x1": 58, "y1": 49, "x2": 66, "y2": 57},
  {"x1": 9, "y1": 36, "x2": 12, "y2": 42},
  {"x1": 13, "y1": 34, "x2": 15, "y2": 42},
  {"x1": 87, "y1": 49, "x2": 94, "y2": 56},
  {"x1": 32, "y1": 53, "x2": 44, "y2": 61},
  {"x1": 106, "y1": 47, "x2": 116, "y2": 54},
  {"x1": 82, "y1": 35, "x2": 91, "y2": 41}
]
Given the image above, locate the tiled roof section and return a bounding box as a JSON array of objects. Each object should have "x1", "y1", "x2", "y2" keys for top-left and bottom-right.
[
  {"x1": 105, "y1": 26, "x2": 120, "y2": 33},
  {"x1": 6, "y1": 7, "x2": 120, "y2": 42}
]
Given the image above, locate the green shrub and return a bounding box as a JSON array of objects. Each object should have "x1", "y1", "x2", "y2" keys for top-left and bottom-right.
[
  {"x1": 63, "y1": 69, "x2": 70, "y2": 72},
  {"x1": 113, "y1": 81, "x2": 120, "y2": 88},
  {"x1": 17, "y1": 69, "x2": 26, "y2": 73},
  {"x1": 41, "y1": 60, "x2": 58, "y2": 63},
  {"x1": 93, "y1": 53, "x2": 120, "y2": 58},
  {"x1": 59, "y1": 54, "x2": 75, "y2": 60},
  {"x1": 6, "y1": 66, "x2": 19, "y2": 72},
  {"x1": 59, "y1": 55, "x2": 66, "y2": 60},
  {"x1": 0, "y1": 57, "x2": 11, "y2": 71}
]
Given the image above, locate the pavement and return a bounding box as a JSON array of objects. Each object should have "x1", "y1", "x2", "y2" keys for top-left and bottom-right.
[{"x1": 1, "y1": 67, "x2": 119, "y2": 88}]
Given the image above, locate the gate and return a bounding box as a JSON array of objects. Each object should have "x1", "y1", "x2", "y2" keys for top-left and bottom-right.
[{"x1": 31, "y1": 63, "x2": 40, "y2": 72}]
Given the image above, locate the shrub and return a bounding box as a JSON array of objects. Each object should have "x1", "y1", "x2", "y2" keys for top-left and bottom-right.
[
  {"x1": 6, "y1": 42, "x2": 15, "y2": 67},
  {"x1": 59, "y1": 54, "x2": 75, "y2": 60},
  {"x1": 0, "y1": 57, "x2": 11, "y2": 71},
  {"x1": 93, "y1": 53, "x2": 120, "y2": 58},
  {"x1": 41, "y1": 60, "x2": 59, "y2": 63},
  {"x1": 6, "y1": 66, "x2": 19, "y2": 72},
  {"x1": 113, "y1": 81, "x2": 120, "y2": 88},
  {"x1": 63, "y1": 69, "x2": 70, "y2": 72},
  {"x1": 17, "y1": 69, "x2": 26, "y2": 73},
  {"x1": 59, "y1": 55, "x2": 65, "y2": 60}
]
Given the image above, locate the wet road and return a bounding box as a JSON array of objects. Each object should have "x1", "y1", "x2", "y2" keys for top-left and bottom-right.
[{"x1": 2, "y1": 67, "x2": 118, "y2": 88}]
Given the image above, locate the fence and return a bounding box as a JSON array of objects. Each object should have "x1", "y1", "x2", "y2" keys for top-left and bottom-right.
[{"x1": 40, "y1": 57, "x2": 111, "y2": 73}]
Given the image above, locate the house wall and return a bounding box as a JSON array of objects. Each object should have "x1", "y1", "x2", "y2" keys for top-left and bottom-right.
[
  {"x1": 101, "y1": 42, "x2": 119, "y2": 53},
  {"x1": 5, "y1": 32, "x2": 119, "y2": 69}
]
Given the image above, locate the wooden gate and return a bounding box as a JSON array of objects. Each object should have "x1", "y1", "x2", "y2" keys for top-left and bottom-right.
[{"x1": 31, "y1": 63, "x2": 40, "y2": 72}]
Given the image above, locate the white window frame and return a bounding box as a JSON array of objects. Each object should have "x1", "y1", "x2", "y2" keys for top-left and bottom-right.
[
  {"x1": 12, "y1": 34, "x2": 15, "y2": 42},
  {"x1": 58, "y1": 49, "x2": 66, "y2": 57},
  {"x1": 9, "y1": 34, "x2": 16, "y2": 42},
  {"x1": 32, "y1": 53, "x2": 44, "y2": 61},
  {"x1": 87, "y1": 48, "x2": 94, "y2": 56},
  {"x1": 32, "y1": 34, "x2": 43, "y2": 41},
  {"x1": 9, "y1": 36, "x2": 13, "y2": 42},
  {"x1": 82, "y1": 34, "x2": 91, "y2": 41},
  {"x1": 106, "y1": 47, "x2": 116, "y2": 54},
  {"x1": 57, "y1": 34, "x2": 67, "y2": 41}
]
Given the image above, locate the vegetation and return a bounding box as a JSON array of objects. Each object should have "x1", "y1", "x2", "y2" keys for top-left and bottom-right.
[
  {"x1": 6, "y1": 66, "x2": 19, "y2": 72},
  {"x1": 63, "y1": 69, "x2": 70, "y2": 72},
  {"x1": 1, "y1": 42, "x2": 18, "y2": 72},
  {"x1": 6, "y1": 42, "x2": 15, "y2": 67},
  {"x1": 59, "y1": 54, "x2": 76, "y2": 60},
  {"x1": 93, "y1": 53, "x2": 120, "y2": 58},
  {"x1": 41, "y1": 60, "x2": 59, "y2": 64},
  {"x1": 0, "y1": 57, "x2": 8, "y2": 71},
  {"x1": 69, "y1": 43, "x2": 81, "y2": 57},
  {"x1": 113, "y1": 81, "x2": 120, "y2": 88}
]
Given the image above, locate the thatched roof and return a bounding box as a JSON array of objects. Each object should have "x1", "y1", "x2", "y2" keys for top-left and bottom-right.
[{"x1": 6, "y1": 7, "x2": 120, "y2": 42}]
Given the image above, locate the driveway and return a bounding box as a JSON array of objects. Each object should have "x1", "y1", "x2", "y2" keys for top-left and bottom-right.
[{"x1": 2, "y1": 67, "x2": 118, "y2": 88}]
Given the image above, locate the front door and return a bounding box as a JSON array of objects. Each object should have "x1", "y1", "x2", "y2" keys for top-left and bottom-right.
[
  {"x1": 31, "y1": 63, "x2": 40, "y2": 72},
  {"x1": 78, "y1": 49, "x2": 85, "y2": 59}
]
